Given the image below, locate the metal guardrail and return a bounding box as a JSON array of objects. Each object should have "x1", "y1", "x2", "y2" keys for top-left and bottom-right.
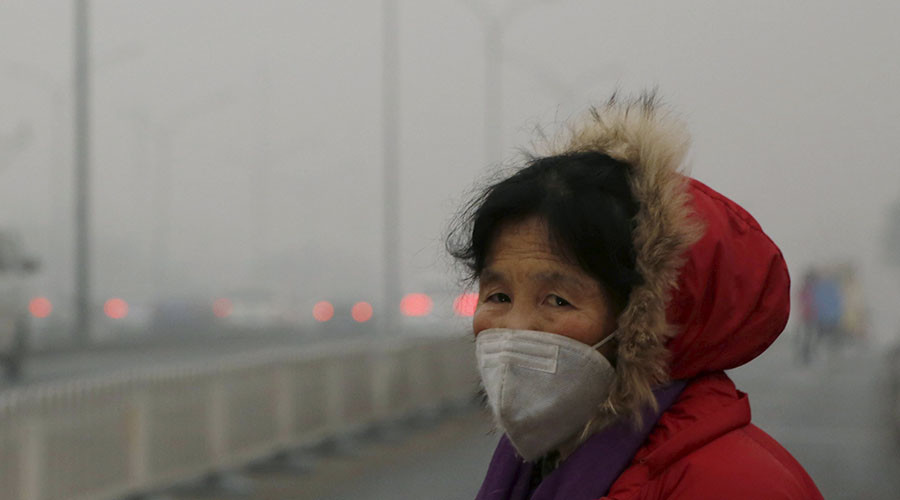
[{"x1": 0, "y1": 333, "x2": 479, "y2": 500}]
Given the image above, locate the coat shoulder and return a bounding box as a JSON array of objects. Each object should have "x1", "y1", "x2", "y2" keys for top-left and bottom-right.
[
  {"x1": 605, "y1": 374, "x2": 822, "y2": 500},
  {"x1": 625, "y1": 425, "x2": 822, "y2": 500}
]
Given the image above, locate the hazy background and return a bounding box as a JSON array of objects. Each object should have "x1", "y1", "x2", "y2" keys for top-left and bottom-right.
[
  {"x1": 2, "y1": 0, "x2": 899, "y2": 343},
  {"x1": 2, "y1": 2, "x2": 900, "y2": 499}
]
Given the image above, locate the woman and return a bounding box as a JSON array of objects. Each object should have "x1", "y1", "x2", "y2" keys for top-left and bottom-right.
[{"x1": 448, "y1": 93, "x2": 823, "y2": 499}]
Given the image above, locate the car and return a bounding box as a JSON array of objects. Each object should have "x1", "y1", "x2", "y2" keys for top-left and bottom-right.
[
  {"x1": 0, "y1": 229, "x2": 39, "y2": 379},
  {"x1": 212, "y1": 290, "x2": 297, "y2": 333},
  {"x1": 150, "y1": 296, "x2": 218, "y2": 338},
  {"x1": 308, "y1": 298, "x2": 377, "y2": 337}
]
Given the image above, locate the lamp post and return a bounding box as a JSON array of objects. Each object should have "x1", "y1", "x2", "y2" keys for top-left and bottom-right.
[
  {"x1": 73, "y1": 0, "x2": 91, "y2": 345},
  {"x1": 72, "y1": 1, "x2": 145, "y2": 345},
  {"x1": 382, "y1": 0, "x2": 401, "y2": 334}
]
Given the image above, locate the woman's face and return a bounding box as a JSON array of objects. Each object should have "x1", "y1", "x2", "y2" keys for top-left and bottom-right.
[{"x1": 473, "y1": 216, "x2": 618, "y2": 357}]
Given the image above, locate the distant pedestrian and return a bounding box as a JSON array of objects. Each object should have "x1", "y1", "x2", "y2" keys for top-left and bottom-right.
[
  {"x1": 449, "y1": 93, "x2": 822, "y2": 499},
  {"x1": 812, "y1": 269, "x2": 844, "y2": 346}
]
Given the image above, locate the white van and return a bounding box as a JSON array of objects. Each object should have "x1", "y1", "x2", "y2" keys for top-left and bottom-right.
[{"x1": 0, "y1": 230, "x2": 37, "y2": 379}]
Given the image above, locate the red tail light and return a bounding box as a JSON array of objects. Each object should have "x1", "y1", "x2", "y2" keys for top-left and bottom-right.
[
  {"x1": 313, "y1": 301, "x2": 335, "y2": 322},
  {"x1": 352, "y1": 301, "x2": 373, "y2": 322},
  {"x1": 453, "y1": 293, "x2": 478, "y2": 317},
  {"x1": 400, "y1": 293, "x2": 433, "y2": 317}
]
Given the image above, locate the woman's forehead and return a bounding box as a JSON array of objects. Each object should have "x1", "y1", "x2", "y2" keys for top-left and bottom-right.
[
  {"x1": 488, "y1": 216, "x2": 553, "y2": 253},
  {"x1": 482, "y1": 217, "x2": 597, "y2": 289},
  {"x1": 486, "y1": 216, "x2": 572, "y2": 265}
]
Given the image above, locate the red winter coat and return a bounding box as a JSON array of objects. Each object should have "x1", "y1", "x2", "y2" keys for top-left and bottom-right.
[{"x1": 604, "y1": 179, "x2": 822, "y2": 499}]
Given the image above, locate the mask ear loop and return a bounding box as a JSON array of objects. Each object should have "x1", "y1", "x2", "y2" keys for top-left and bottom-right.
[
  {"x1": 591, "y1": 329, "x2": 618, "y2": 350},
  {"x1": 573, "y1": 329, "x2": 621, "y2": 448}
]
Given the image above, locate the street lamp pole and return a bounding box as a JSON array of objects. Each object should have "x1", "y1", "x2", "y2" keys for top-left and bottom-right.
[
  {"x1": 73, "y1": 0, "x2": 92, "y2": 345},
  {"x1": 382, "y1": 0, "x2": 401, "y2": 333}
]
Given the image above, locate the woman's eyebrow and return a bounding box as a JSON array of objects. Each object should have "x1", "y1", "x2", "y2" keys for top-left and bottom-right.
[
  {"x1": 533, "y1": 270, "x2": 591, "y2": 293},
  {"x1": 479, "y1": 268, "x2": 505, "y2": 285}
]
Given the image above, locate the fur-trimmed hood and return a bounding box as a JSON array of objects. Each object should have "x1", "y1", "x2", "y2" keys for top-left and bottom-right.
[{"x1": 538, "y1": 93, "x2": 791, "y2": 427}]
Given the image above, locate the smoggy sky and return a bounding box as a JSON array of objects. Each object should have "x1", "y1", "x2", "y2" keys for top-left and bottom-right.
[{"x1": 1, "y1": 1, "x2": 899, "y2": 340}]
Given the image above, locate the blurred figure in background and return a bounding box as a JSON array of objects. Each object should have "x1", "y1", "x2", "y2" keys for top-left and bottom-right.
[
  {"x1": 450, "y1": 94, "x2": 822, "y2": 499},
  {"x1": 795, "y1": 263, "x2": 867, "y2": 364},
  {"x1": 812, "y1": 266, "x2": 844, "y2": 350}
]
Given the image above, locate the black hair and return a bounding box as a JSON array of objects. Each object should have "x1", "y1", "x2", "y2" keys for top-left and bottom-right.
[{"x1": 447, "y1": 151, "x2": 643, "y2": 311}]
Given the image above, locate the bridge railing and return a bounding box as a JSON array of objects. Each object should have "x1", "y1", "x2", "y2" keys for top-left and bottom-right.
[{"x1": 0, "y1": 333, "x2": 479, "y2": 500}]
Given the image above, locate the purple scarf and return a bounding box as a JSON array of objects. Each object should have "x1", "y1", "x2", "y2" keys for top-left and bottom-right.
[{"x1": 474, "y1": 381, "x2": 687, "y2": 500}]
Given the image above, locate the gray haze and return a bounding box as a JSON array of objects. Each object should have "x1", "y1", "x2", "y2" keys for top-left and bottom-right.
[{"x1": 2, "y1": 1, "x2": 899, "y2": 341}]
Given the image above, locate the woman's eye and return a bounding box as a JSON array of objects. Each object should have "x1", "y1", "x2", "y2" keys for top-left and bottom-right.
[
  {"x1": 548, "y1": 295, "x2": 571, "y2": 307},
  {"x1": 486, "y1": 293, "x2": 511, "y2": 303}
]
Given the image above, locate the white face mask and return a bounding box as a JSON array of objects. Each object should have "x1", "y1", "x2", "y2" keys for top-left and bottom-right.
[{"x1": 475, "y1": 328, "x2": 617, "y2": 461}]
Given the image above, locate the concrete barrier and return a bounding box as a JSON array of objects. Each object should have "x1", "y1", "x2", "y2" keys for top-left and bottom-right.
[{"x1": 0, "y1": 333, "x2": 479, "y2": 500}]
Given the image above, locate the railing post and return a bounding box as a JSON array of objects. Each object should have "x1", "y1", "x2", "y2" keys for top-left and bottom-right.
[
  {"x1": 209, "y1": 377, "x2": 228, "y2": 463},
  {"x1": 371, "y1": 345, "x2": 391, "y2": 421},
  {"x1": 20, "y1": 419, "x2": 44, "y2": 500},
  {"x1": 325, "y1": 360, "x2": 343, "y2": 434},
  {"x1": 274, "y1": 364, "x2": 294, "y2": 443},
  {"x1": 126, "y1": 388, "x2": 150, "y2": 489}
]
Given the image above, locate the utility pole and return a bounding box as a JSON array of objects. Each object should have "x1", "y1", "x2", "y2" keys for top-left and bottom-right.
[
  {"x1": 73, "y1": 0, "x2": 91, "y2": 345},
  {"x1": 254, "y1": 58, "x2": 271, "y2": 281},
  {"x1": 382, "y1": 0, "x2": 401, "y2": 334}
]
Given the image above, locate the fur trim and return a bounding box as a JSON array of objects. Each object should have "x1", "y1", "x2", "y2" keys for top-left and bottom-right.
[{"x1": 536, "y1": 92, "x2": 705, "y2": 430}]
